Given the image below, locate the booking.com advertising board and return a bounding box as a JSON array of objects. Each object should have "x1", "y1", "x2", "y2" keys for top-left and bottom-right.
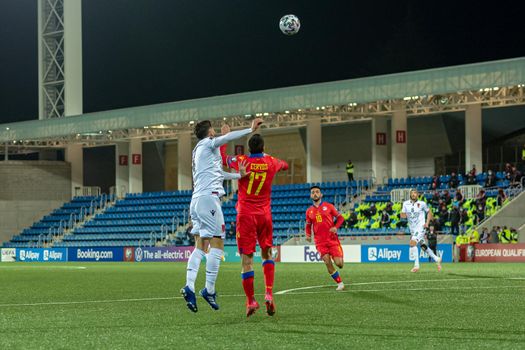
[
  {"x1": 361, "y1": 244, "x2": 453, "y2": 263},
  {"x1": 67, "y1": 247, "x2": 124, "y2": 262}
]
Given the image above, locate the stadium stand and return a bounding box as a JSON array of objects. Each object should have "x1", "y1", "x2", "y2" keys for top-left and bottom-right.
[{"x1": 3, "y1": 195, "x2": 108, "y2": 248}]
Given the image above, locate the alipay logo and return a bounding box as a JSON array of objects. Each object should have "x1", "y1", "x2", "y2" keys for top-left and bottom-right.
[{"x1": 368, "y1": 247, "x2": 378, "y2": 261}]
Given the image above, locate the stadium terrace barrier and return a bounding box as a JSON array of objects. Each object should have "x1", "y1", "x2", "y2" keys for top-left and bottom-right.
[{"x1": 472, "y1": 243, "x2": 525, "y2": 262}]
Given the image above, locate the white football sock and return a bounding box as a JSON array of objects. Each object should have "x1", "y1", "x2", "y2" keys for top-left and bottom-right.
[
  {"x1": 186, "y1": 248, "x2": 205, "y2": 292},
  {"x1": 205, "y1": 248, "x2": 223, "y2": 294},
  {"x1": 410, "y1": 246, "x2": 420, "y2": 268},
  {"x1": 426, "y1": 247, "x2": 439, "y2": 262}
]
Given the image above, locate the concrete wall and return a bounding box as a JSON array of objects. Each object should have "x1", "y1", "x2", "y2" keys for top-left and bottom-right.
[
  {"x1": 407, "y1": 115, "x2": 452, "y2": 177},
  {"x1": 0, "y1": 161, "x2": 71, "y2": 243},
  {"x1": 321, "y1": 122, "x2": 373, "y2": 182}
]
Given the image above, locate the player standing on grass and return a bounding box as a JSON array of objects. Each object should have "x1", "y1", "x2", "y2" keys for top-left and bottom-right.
[
  {"x1": 305, "y1": 186, "x2": 346, "y2": 291},
  {"x1": 221, "y1": 131, "x2": 288, "y2": 317},
  {"x1": 180, "y1": 118, "x2": 262, "y2": 313},
  {"x1": 400, "y1": 189, "x2": 442, "y2": 272}
]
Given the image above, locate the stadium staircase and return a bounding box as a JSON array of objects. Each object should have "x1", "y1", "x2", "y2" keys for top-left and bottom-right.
[{"x1": 475, "y1": 188, "x2": 525, "y2": 235}]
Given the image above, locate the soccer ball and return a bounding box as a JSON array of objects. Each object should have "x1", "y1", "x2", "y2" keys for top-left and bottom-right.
[{"x1": 279, "y1": 14, "x2": 300, "y2": 35}]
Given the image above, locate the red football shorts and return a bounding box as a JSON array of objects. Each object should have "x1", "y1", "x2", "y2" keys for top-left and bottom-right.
[
  {"x1": 316, "y1": 239, "x2": 344, "y2": 258},
  {"x1": 236, "y1": 213, "x2": 273, "y2": 255}
]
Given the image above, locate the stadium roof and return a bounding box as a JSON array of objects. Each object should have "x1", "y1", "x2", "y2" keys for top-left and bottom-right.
[{"x1": 1, "y1": 57, "x2": 524, "y2": 144}]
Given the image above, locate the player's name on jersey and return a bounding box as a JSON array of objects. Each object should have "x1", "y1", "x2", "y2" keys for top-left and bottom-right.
[{"x1": 250, "y1": 163, "x2": 269, "y2": 171}]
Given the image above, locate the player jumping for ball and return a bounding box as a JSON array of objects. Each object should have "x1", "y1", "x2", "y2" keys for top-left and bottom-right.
[
  {"x1": 180, "y1": 118, "x2": 262, "y2": 313},
  {"x1": 221, "y1": 130, "x2": 288, "y2": 317},
  {"x1": 305, "y1": 186, "x2": 346, "y2": 291},
  {"x1": 400, "y1": 189, "x2": 442, "y2": 272}
]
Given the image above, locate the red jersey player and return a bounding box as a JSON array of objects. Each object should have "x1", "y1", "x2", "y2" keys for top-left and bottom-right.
[
  {"x1": 221, "y1": 131, "x2": 288, "y2": 317},
  {"x1": 305, "y1": 185, "x2": 346, "y2": 291}
]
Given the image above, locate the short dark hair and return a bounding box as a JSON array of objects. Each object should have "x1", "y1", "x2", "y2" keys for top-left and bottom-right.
[
  {"x1": 194, "y1": 120, "x2": 212, "y2": 139},
  {"x1": 248, "y1": 134, "x2": 264, "y2": 154},
  {"x1": 310, "y1": 185, "x2": 321, "y2": 191}
]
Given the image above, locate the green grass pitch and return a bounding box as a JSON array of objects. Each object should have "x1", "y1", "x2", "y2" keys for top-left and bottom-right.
[{"x1": 0, "y1": 262, "x2": 524, "y2": 349}]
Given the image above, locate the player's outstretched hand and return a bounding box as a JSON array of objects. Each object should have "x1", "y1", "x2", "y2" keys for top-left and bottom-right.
[
  {"x1": 221, "y1": 123, "x2": 231, "y2": 135},
  {"x1": 305, "y1": 235, "x2": 312, "y2": 243},
  {"x1": 251, "y1": 118, "x2": 263, "y2": 132},
  {"x1": 329, "y1": 227, "x2": 337, "y2": 234},
  {"x1": 239, "y1": 159, "x2": 251, "y2": 178}
]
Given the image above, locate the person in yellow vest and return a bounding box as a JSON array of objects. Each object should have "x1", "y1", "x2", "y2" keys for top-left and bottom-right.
[
  {"x1": 510, "y1": 228, "x2": 519, "y2": 244},
  {"x1": 499, "y1": 226, "x2": 512, "y2": 243},
  {"x1": 346, "y1": 160, "x2": 354, "y2": 182},
  {"x1": 468, "y1": 229, "x2": 480, "y2": 244}
]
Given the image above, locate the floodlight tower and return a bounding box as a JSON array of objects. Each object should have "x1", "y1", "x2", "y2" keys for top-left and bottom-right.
[{"x1": 38, "y1": 0, "x2": 82, "y2": 119}]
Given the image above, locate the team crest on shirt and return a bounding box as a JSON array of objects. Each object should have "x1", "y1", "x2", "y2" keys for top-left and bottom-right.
[
  {"x1": 417, "y1": 203, "x2": 420, "y2": 208},
  {"x1": 322, "y1": 206, "x2": 328, "y2": 211}
]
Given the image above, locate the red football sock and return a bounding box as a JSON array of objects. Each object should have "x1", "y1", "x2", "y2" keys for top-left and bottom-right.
[
  {"x1": 331, "y1": 271, "x2": 342, "y2": 284},
  {"x1": 263, "y1": 260, "x2": 275, "y2": 295},
  {"x1": 241, "y1": 271, "x2": 255, "y2": 303}
]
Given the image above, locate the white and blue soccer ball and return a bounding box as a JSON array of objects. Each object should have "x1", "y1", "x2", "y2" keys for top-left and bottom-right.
[{"x1": 279, "y1": 14, "x2": 301, "y2": 36}]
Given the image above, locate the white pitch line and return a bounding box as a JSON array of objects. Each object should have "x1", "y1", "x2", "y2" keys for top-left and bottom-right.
[
  {"x1": 275, "y1": 277, "x2": 524, "y2": 295},
  {"x1": 0, "y1": 278, "x2": 522, "y2": 308},
  {"x1": 0, "y1": 266, "x2": 87, "y2": 270}
]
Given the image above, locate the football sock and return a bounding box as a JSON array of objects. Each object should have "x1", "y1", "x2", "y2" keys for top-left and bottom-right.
[
  {"x1": 426, "y1": 247, "x2": 439, "y2": 262},
  {"x1": 410, "y1": 246, "x2": 420, "y2": 268},
  {"x1": 186, "y1": 248, "x2": 205, "y2": 292},
  {"x1": 331, "y1": 271, "x2": 342, "y2": 284},
  {"x1": 205, "y1": 248, "x2": 223, "y2": 295},
  {"x1": 241, "y1": 270, "x2": 255, "y2": 303},
  {"x1": 262, "y1": 260, "x2": 275, "y2": 295}
]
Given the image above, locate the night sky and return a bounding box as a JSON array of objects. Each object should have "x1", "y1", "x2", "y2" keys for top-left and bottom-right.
[{"x1": 1, "y1": 0, "x2": 524, "y2": 124}]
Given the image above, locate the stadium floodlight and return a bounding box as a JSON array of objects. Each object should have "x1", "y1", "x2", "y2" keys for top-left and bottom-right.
[
  {"x1": 284, "y1": 110, "x2": 290, "y2": 114},
  {"x1": 5, "y1": 127, "x2": 9, "y2": 130}
]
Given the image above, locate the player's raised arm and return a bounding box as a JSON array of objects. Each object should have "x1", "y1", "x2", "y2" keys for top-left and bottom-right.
[{"x1": 211, "y1": 118, "x2": 263, "y2": 148}]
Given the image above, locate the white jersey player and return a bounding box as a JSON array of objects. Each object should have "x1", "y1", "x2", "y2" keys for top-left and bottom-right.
[
  {"x1": 400, "y1": 189, "x2": 442, "y2": 273},
  {"x1": 181, "y1": 118, "x2": 263, "y2": 313}
]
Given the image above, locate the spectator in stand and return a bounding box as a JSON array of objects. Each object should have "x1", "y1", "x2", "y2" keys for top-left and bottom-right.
[
  {"x1": 449, "y1": 205, "x2": 460, "y2": 236},
  {"x1": 499, "y1": 226, "x2": 512, "y2": 243},
  {"x1": 430, "y1": 175, "x2": 440, "y2": 191},
  {"x1": 345, "y1": 210, "x2": 358, "y2": 228},
  {"x1": 380, "y1": 210, "x2": 391, "y2": 228},
  {"x1": 468, "y1": 229, "x2": 480, "y2": 244},
  {"x1": 459, "y1": 208, "x2": 469, "y2": 234},
  {"x1": 510, "y1": 228, "x2": 519, "y2": 243},
  {"x1": 474, "y1": 205, "x2": 485, "y2": 225},
  {"x1": 497, "y1": 188, "x2": 507, "y2": 207},
  {"x1": 385, "y1": 202, "x2": 394, "y2": 216},
  {"x1": 510, "y1": 166, "x2": 522, "y2": 187},
  {"x1": 430, "y1": 191, "x2": 440, "y2": 208},
  {"x1": 504, "y1": 163, "x2": 513, "y2": 181},
  {"x1": 480, "y1": 228, "x2": 489, "y2": 244},
  {"x1": 489, "y1": 226, "x2": 500, "y2": 243},
  {"x1": 441, "y1": 190, "x2": 451, "y2": 206},
  {"x1": 369, "y1": 204, "x2": 377, "y2": 217},
  {"x1": 475, "y1": 189, "x2": 487, "y2": 209},
  {"x1": 449, "y1": 172, "x2": 459, "y2": 189},
  {"x1": 454, "y1": 190, "x2": 464, "y2": 207},
  {"x1": 485, "y1": 169, "x2": 497, "y2": 188},
  {"x1": 185, "y1": 223, "x2": 195, "y2": 246},
  {"x1": 466, "y1": 165, "x2": 477, "y2": 185},
  {"x1": 438, "y1": 203, "x2": 449, "y2": 229}
]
